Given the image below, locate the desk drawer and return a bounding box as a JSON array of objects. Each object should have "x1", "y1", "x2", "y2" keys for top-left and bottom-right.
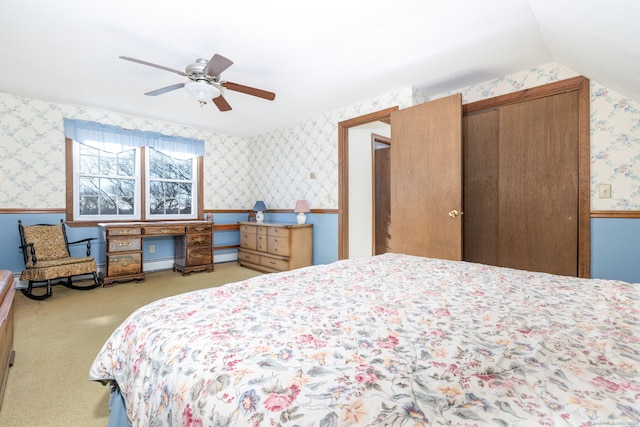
[
  {"x1": 187, "y1": 233, "x2": 212, "y2": 247},
  {"x1": 144, "y1": 225, "x2": 186, "y2": 236},
  {"x1": 185, "y1": 247, "x2": 212, "y2": 266},
  {"x1": 107, "y1": 253, "x2": 141, "y2": 276},
  {"x1": 187, "y1": 224, "x2": 212, "y2": 233},
  {"x1": 108, "y1": 237, "x2": 142, "y2": 253},
  {"x1": 107, "y1": 227, "x2": 142, "y2": 236}
]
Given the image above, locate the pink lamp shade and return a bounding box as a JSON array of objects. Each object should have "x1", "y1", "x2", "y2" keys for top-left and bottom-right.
[
  {"x1": 294, "y1": 200, "x2": 310, "y2": 213},
  {"x1": 294, "y1": 200, "x2": 309, "y2": 224}
]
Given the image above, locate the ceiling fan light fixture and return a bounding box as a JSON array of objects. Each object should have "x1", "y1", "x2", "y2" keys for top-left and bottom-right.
[{"x1": 184, "y1": 81, "x2": 220, "y2": 106}]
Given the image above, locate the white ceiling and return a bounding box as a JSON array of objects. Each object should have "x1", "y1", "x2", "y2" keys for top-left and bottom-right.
[{"x1": 1, "y1": 0, "x2": 638, "y2": 137}]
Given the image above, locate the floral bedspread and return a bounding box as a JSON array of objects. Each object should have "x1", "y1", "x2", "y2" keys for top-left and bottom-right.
[{"x1": 90, "y1": 253, "x2": 640, "y2": 426}]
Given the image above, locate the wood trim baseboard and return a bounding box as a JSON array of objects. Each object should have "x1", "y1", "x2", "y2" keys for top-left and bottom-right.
[{"x1": 591, "y1": 211, "x2": 640, "y2": 218}]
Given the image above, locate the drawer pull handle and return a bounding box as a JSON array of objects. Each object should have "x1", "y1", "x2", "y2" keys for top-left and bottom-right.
[
  {"x1": 195, "y1": 227, "x2": 206, "y2": 232},
  {"x1": 270, "y1": 261, "x2": 276, "y2": 265},
  {"x1": 121, "y1": 261, "x2": 129, "y2": 266},
  {"x1": 194, "y1": 238, "x2": 204, "y2": 244},
  {"x1": 119, "y1": 242, "x2": 131, "y2": 247}
]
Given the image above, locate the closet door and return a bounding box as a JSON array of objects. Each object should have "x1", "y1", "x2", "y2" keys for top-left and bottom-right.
[
  {"x1": 498, "y1": 91, "x2": 579, "y2": 276},
  {"x1": 463, "y1": 109, "x2": 500, "y2": 265},
  {"x1": 390, "y1": 93, "x2": 463, "y2": 260}
]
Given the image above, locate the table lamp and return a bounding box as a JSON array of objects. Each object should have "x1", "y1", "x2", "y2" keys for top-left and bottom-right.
[
  {"x1": 253, "y1": 200, "x2": 267, "y2": 223},
  {"x1": 294, "y1": 199, "x2": 310, "y2": 224}
]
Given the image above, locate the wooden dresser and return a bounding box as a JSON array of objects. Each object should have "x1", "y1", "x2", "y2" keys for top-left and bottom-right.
[
  {"x1": 237, "y1": 222, "x2": 313, "y2": 273},
  {"x1": 0, "y1": 270, "x2": 15, "y2": 410},
  {"x1": 100, "y1": 221, "x2": 214, "y2": 285}
]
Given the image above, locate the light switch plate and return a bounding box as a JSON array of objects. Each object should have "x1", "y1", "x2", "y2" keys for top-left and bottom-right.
[{"x1": 598, "y1": 184, "x2": 611, "y2": 199}]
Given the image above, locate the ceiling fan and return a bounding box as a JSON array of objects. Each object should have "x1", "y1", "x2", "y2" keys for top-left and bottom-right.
[{"x1": 119, "y1": 53, "x2": 276, "y2": 112}]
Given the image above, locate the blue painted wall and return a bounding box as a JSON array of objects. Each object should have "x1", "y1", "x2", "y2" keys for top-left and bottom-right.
[
  {"x1": 4, "y1": 213, "x2": 638, "y2": 284},
  {"x1": 0, "y1": 212, "x2": 339, "y2": 275},
  {"x1": 591, "y1": 218, "x2": 640, "y2": 283}
]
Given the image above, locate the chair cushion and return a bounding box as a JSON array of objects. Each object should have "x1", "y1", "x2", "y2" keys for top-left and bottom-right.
[
  {"x1": 22, "y1": 224, "x2": 69, "y2": 261},
  {"x1": 24, "y1": 256, "x2": 94, "y2": 269},
  {"x1": 20, "y1": 259, "x2": 97, "y2": 282}
]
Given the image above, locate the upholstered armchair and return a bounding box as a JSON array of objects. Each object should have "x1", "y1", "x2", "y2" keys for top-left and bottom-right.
[{"x1": 18, "y1": 220, "x2": 103, "y2": 300}]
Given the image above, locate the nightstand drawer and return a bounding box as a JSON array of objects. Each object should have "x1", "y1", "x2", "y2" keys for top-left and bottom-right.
[{"x1": 108, "y1": 237, "x2": 142, "y2": 253}]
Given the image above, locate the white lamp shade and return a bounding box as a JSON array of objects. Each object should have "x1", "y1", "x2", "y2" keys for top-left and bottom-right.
[{"x1": 184, "y1": 81, "x2": 220, "y2": 102}]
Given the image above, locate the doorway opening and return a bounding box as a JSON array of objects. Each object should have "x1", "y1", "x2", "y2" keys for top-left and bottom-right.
[{"x1": 338, "y1": 107, "x2": 397, "y2": 259}]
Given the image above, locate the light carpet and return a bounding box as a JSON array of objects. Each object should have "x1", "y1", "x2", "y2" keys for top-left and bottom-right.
[{"x1": 0, "y1": 262, "x2": 262, "y2": 427}]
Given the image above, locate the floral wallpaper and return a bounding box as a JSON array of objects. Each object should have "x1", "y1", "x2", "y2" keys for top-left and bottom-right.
[{"x1": 1, "y1": 61, "x2": 639, "y2": 211}]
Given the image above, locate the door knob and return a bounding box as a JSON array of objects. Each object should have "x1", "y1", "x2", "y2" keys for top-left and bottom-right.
[{"x1": 448, "y1": 209, "x2": 459, "y2": 218}]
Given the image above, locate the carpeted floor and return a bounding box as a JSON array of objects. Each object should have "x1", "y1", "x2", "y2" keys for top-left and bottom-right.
[{"x1": 0, "y1": 262, "x2": 262, "y2": 427}]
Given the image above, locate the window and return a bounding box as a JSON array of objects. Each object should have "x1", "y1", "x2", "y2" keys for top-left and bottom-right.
[
  {"x1": 147, "y1": 148, "x2": 196, "y2": 218},
  {"x1": 65, "y1": 119, "x2": 204, "y2": 222},
  {"x1": 76, "y1": 142, "x2": 139, "y2": 219}
]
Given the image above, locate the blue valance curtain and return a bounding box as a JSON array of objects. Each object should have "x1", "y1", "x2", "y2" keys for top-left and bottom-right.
[{"x1": 63, "y1": 118, "x2": 205, "y2": 156}]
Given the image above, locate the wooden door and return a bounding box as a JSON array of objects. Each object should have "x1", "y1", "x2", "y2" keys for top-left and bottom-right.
[
  {"x1": 463, "y1": 109, "x2": 500, "y2": 265},
  {"x1": 498, "y1": 91, "x2": 579, "y2": 276},
  {"x1": 390, "y1": 94, "x2": 463, "y2": 260},
  {"x1": 374, "y1": 144, "x2": 391, "y2": 255}
]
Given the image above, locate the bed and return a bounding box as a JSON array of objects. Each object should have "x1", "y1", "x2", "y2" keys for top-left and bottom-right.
[{"x1": 90, "y1": 253, "x2": 640, "y2": 426}]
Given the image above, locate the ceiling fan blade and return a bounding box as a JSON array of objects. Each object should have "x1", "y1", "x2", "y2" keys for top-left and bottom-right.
[
  {"x1": 144, "y1": 83, "x2": 185, "y2": 96},
  {"x1": 203, "y1": 54, "x2": 234, "y2": 77},
  {"x1": 222, "y1": 81, "x2": 276, "y2": 101},
  {"x1": 213, "y1": 95, "x2": 232, "y2": 112},
  {"x1": 119, "y1": 56, "x2": 186, "y2": 76}
]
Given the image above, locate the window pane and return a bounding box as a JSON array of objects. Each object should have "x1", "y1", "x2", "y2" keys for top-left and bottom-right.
[
  {"x1": 99, "y1": 152, "x2": 118, "y2": 176},
  {"x1": 177, "y1": 159, "x2": 192, "y2": 179},
  {"x1": 149, "y1": 181, "x2": 164, "y2": 214},
  {"x1": 148, "y1": 148, "x2": 195, "y2": 217},
  {"x1": 79, "y1": 177, "x2": 99, "y2": 196},
  {"x1": 99, "y1": 196, "x2": 117, "y2": 215},
  {"x1": 79, "y1": 196, "x2": 99, "y2": 215},
  {"x1": 149, "y1": 149, "x2": 164, "y2": 179},
  {"x1": 79, "y1": 154, "x2": 99, "y2": 174},
  {"x1": 118, "y1": 150, "x2": 136, "y2": 177}
]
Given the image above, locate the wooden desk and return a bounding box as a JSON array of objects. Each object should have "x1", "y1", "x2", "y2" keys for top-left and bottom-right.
[{"x1": 99, "y1": 221, "x2": 214, "y2": 285}]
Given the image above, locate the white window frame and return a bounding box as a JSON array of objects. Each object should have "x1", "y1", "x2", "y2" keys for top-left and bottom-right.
[
  {"x1": 72, "y1": 140, "x2": 142, "y2": 221},
  {"x1": 70, "y1": 140, "x2": 200, "y2": 222},
  {"x1": 145, "y1": 147, "x2": 198, "y2": 221}
]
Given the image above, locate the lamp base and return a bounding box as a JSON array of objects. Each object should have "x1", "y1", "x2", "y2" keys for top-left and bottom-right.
[
  {"x1": 256, "y1": 211, "x2": 264, "y2": 223},
  {"x1": 296, "y1": 212, "x2": 307, "y2": 224}
]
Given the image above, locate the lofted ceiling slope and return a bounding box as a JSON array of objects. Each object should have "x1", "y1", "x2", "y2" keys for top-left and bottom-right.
[{"x1": 0, "y1": 0, "x2": 638, "y2": 137}]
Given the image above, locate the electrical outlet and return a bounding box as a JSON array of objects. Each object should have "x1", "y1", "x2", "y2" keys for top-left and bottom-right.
[
  {"x1": 598, "y1": 184, "x2": 611, "y2": 199},
  {"x1": 149, "y1": 244, "x2": 155, "y2": 253}
]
